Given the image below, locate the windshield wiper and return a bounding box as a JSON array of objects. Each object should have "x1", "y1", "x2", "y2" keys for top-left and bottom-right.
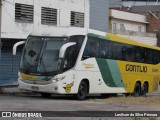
[{"x1": 36, "y1": 38, "x2": 47, "y2": 72}]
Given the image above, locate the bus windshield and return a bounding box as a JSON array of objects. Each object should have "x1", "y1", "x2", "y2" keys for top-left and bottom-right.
[{"x1": 20, "y1": 36, "x2": 67, "y2": 75}]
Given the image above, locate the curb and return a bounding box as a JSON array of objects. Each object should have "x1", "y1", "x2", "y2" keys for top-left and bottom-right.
[
  {"x1": 0, "y1": 87, "x2": 37, "y2": 96},
  {"x1": 3, "y1": 87, "x2": 21, "y2": 94}
]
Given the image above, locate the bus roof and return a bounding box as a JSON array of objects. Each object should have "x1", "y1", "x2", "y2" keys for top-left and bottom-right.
[
  {"x1": 30, "y1": 27, "x2": 160, "y2": 50},
  {"x1": 30, "y1": 27, "x2": 88, "y2": 37}
]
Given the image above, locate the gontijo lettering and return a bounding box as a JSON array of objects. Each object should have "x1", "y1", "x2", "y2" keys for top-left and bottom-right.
[{"x1": 126, "y1": 64, "x2": 147, "y2": 72}]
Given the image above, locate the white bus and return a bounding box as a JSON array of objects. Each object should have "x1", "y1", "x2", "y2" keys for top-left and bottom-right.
[{"x1": 13, "y1": 27, "x2": 160, "y2": 100}]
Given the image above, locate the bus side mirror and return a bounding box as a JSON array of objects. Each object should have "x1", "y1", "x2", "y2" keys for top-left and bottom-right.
[
  {"x1": 13, "y1": 41, "x2": 25, "y2": 55},
  {"x1": 59, "y1": 42, "x2": 76, "y2": 58}
]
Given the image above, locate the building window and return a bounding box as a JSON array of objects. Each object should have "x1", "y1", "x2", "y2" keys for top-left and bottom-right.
[
  {"x1": 71, "y1": 11, "x2": 84, "y2": 27},
  {"x1": 112, "y1": 22, "x2": 117, "y2": 33},
  {"x1": 138, "y1": 26, "x2": 142, "y2": 32},
  {"x1": 41, "y1": 7, "x2": 57, "y2": 25},
  {"x1": 15, "y1": 3, "x2": 33, "y2": 23},
  {"x1": 120, "y1": 24, "x2": 126, "y2": 31}
]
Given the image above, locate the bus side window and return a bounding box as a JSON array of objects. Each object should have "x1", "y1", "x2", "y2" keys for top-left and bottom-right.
[
  {"x1": 112, "y1": 42, "x2": 122, "y2": 60},
  {"x1": 134, "y1": 47, "x2": 142, "y2": 62},
  {"x1": 121, "y1": 46, "x2": 126, "y2": 60},
  {"x1": 126, "y1": 46, "x2": 135, "y2": 62},
  {"x1": 153, "y1": 51, "x2": 159, "y2": 64},
  {"x1": 82, "y1": 36, "x2": 99, "y2": 60},
  {"x1": 148, "y1": 50, "x2": 154, "y2": 64},
  {"x1": 100, "y1": 41, "x2": 110, "y2": 59},
  {"x1": 141, "y1": 48, "x2": 148, "y2": 63}
]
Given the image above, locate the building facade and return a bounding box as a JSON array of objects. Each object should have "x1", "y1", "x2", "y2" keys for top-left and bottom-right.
[
  {"x1": 0, "y1": 0, "x2": 109, "y2": 86},
  {"x1": 0, "y1": 0, "x2": 90, "y2": 86},
  {"x1": 1, "y1": 0, "x2": 90, "y2": 39},
  {"x1": 89, "y1": 0, "x2": 109, "y2": 32},
  {"x1": 109, "y1": 9, "x2": 157, "y2": 46},
  {"x1": 131, "y1": 5, "x2": 160, "y2": 47}
]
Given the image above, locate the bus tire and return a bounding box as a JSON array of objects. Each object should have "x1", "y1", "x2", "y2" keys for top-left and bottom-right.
[
  {"x1": 125, "y1": 93, "x2": 131, "y2": 97},
  {"x1": 141, "y1": 83, "x2": 148, "y2": 97},
  {"x1": 0, "y1": 87, "x2": 4, "y2": 94},
  {"x1": 132, "y1": 83, "x2": 141, "y2": 97},
  {"x1": 101, "y1": 94, "x2": 110, "y2": 98},
  {"x1": 75, "y1": 81, "x2": 88, "y2": 100},
  {"x1": 40, "y1": 93, "x2": 52, "y2": 98}
]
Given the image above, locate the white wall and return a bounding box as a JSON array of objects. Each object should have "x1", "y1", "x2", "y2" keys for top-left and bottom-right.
[
  {"x1": 1, "y1": 0, "x2": 89, "y2": 39},
  {"x1": 117, "y1": 34, "x2": 157, "y2": 46},
  {"x1": 110, "y1": 9, "x2": 147, "y2": 32},
  {"x1": 111, "y1": 9, "x2": 147, "y2": 23},
  {"x1": 112, "y1": 19, "x2": 146, "y2": 32},
  {"x1": 123, "y1": 1, "x2": 160, "y2": 7},
  {"x1": 110, "y1": 9, "x2": 157, "y2": 46}
]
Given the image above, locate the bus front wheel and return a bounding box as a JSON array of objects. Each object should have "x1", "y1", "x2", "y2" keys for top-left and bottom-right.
[
  {"x1": 132, "y1": 83, "x2": 141, "y2": 97},
  {"x1": 75, "y1": 81, "x2": 88, "y2": 100}
]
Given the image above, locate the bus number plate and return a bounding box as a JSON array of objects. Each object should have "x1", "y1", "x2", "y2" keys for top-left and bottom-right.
[{"x1": 31, "y1": 86, "x2": 39, "y2": 90}]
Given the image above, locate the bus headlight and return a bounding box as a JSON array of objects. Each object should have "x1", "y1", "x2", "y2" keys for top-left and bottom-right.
[{"x1": 51, "y1": 74, "x2": 66, "y2": 83}]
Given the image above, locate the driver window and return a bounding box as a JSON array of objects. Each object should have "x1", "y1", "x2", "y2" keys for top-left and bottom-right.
[
  {"x1": 63, "y1": 46, "x2": 75, "y2": 70},
  {"x1": 82, "y1": 36, "x2": 99, "y2": 60},
  {"x1": 63, "y1": 35, "x2": 85, "y2": 71}
]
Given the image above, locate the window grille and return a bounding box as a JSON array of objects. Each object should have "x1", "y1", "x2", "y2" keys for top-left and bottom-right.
[
  {"x1": 41, "y1": 7, "x2": 57, "y2": 25},
  {"x1": 15, "y1": 3, "x2": 33, "y2": 22},
  {"x1": 71, "y1": 11, "x2": 84, "y2": 27}
]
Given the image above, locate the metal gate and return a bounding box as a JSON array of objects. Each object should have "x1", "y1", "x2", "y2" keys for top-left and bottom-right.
[{"x1": 0, "y1": 39, "x2": 23, "y2": 87}]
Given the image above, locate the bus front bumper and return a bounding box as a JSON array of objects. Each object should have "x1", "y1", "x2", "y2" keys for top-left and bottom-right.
[{"x1": 18, "y1": 78, "x2": 62, "y2": 94}]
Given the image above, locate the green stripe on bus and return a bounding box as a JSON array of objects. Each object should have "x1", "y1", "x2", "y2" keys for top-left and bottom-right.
[
  {"x1": 96, "y1": 58, "x2": 117, "y2": 87},
  {"x1": 87, "y1": 33, "x2": 109, "y2": 40},
  {"x1": 107, "y1": 60, "x2": 126, "y2": 87}
]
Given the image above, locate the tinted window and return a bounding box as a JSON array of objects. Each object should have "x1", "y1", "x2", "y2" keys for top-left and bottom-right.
[
  {"x1": 82, "y1": 35, "x2": 160, "y2": 64},
  {"x1": 63, "y1": 35, "x2": 85, "y2": 71},
  {"x1": 83, "y1": 36, "x2": 99, "y2": 59},
  {"x1": 100, "y1": 40, "x2": 111, "y2": 59}
]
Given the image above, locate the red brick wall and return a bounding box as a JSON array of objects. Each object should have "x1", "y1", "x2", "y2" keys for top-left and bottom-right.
[{"x1": 146, "y1": 13, "x2": 160, "y2": 33}]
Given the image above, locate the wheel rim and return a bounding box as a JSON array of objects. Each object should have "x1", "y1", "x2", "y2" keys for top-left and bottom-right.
[{"x1": 78, "y1": 85, "x2": 86, "y2": 97}]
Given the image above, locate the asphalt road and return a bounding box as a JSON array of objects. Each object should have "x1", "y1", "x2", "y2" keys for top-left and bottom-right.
[
  {"x1": 0, "y1": 93, "x2": 160, "y2": 111},
  {"x1": 0, "y1": 93, "x2": 160, "y2": 120}
]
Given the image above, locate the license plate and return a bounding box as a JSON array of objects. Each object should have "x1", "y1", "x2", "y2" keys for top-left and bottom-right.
[{"x1": 31, "y1": 86, "x2": 39, "y2": 90}]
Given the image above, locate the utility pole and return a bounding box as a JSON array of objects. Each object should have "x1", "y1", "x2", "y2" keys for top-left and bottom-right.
[{"x1": 0, "y1": 0, "x2": 2, "y2": 58}]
